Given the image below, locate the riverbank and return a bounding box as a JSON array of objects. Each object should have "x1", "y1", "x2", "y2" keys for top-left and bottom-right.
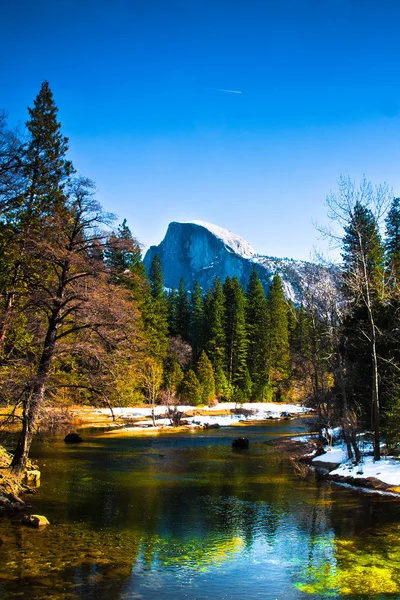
[
  {"x1": 274, "y1": 434, "x2": 400, "y2": 496},
  {"x1": 313, "y1": 445, "x2": 400, "y2": 494},
  {"x1": 0, "y1": 446, "x2": 37, "y2": 514},
  {"x1": 90, "y1": 401, "x2": 309, "y2": 435}
]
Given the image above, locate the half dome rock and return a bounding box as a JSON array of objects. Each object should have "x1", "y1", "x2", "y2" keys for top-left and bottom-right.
[{"x1": 143, "y1": 221, "x2": 335, "y2": 303}]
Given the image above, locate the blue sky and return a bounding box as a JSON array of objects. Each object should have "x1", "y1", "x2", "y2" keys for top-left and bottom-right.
[{"x1": 2, "y1": 0, "x2": 400, "y2": 260}]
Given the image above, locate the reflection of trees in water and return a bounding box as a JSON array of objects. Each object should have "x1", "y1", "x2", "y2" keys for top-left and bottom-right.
[
  {"x1": 14, "y1": 436, "x2": 400, "y2": 598},
  {"x1": 292, "y1": 475, "x2": 400, "y2": 596}
]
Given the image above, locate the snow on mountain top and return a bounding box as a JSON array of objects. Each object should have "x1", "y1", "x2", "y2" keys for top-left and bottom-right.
[{"x1": 188, "y1": 220, "x2": 256, "y2": 258}]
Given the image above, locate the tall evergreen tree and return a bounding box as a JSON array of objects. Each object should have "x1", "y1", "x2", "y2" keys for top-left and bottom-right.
[
  {"x1": 204, "y1": 277, "x2": 226, "y2": 371},
  {"x1": 23, "y1": 81, "x2": 74, "y2": 217},
  {"x1": 342, "y1": 201, "x2": 385, "y2": 459},
  {"x1": 291, "y1": 304, "x2": 312, "y2": 378},
  {"x1": 190, "y1": 281, "x2": 205, "y2": 360},
  {"x1": 144, "y1": 254, "x2": 169, "y2": 359},
  {"x1": 223, "y1": 276, "x2": 248, "y2": 389},
  {"x1": 343, "y1": 202, "x2": 385, "y2": 302},
  {"x1": 167, "y1": 287, "x2": 178, "y2": 335},
  {"x1": 0, "y1": 81, "x2": 74, "y2": 349},
  {"x1": 385, "y1": 197, "x2": 400, "y2": 289},
  {"x1": 105, "y1": 219, "x2": 142, "y2": 273},
  {"x1": 214, "y1": 365, "x2": 232, "y2": 400},
  {"x1": 180, "y1": 369, "x2": 202, "y2": 406},
  {"x1": 105, "y1": 219, "x2": 145, "y2": 290},
  {"x1": 175, "y1": 279, "x2": 190, "y2": 341},
  {"x1": 246, "y1": 266, "x2": 269, "y2": 400},
  {"x1": 149, "y1": 254, "x2": 164, "y2": 300},
  {"x1": 196, "y1": 350, "x2": 216, "y2": 404},
  {"x1": 267, "y1": 274, "x2": 290, "y2": 394}
]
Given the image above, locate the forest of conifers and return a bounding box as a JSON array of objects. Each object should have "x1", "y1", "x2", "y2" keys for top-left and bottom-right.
[{"x1": 1, "y1": 81, "x2": 400, "y2": 468}]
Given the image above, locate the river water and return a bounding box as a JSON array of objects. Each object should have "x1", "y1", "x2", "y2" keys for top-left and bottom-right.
[{"x1": 1, "y1": 419, "x2": 400, "y2": 599}]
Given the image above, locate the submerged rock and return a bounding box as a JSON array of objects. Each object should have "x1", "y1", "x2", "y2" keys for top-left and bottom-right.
[
  {"x1": 232, "y1": 437, "x2": 249, "y2": 449},
  {"x1": 22, "y1": 514, "x2": 50, "y2": 528},
  {"x1": 64, "y1": 432, "x2": 83, "y2": 444}
]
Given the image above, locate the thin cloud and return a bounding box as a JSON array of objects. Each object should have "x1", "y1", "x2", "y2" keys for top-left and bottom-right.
[{"x1": 204, "y1": 87, "x2": 242, "y2": 94}]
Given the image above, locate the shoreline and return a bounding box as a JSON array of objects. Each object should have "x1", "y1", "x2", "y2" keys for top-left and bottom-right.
[
  {"x1": 79, "y1": 401, "x2": 310, "y2": 435},
  {"x1": 271, "y1": 435, "x2": 400, "y2": 497}
]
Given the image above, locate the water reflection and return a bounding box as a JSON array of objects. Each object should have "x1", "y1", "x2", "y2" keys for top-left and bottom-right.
[{"x1": 1, "y1": 421, "x2": 400, "y2": 598}]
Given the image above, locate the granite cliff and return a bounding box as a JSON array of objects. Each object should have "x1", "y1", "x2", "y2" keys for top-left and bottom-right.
[{"x1": 143, "y1": 221, "x2": 336, "y2": 303}]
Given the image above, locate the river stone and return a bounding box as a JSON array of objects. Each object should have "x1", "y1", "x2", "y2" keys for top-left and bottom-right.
[
  {"x1": 232, "y1": 437, "x2": 249, "y2": 449},
  {"x1": 22, "y1": 514, "x2": 50, "y2": 528},
  {"x1": 64, "y1": 432, "x2": 83, "y2": 443},
  {"x1": 24, "y1": 470, "x2": 41, "y2": 487}
]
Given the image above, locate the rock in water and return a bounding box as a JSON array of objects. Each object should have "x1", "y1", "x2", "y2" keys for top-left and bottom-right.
[
  {"x1": 232, "y1": 437, "x2": 249, "y2": 449},
  {"x1": 22, "y1": 514, "x2": 50, "y2": 528},
  {"x1": 64, "y1": 432, "x2": 83, "y2": 443},
  {"x1": 24, "y1": 469, "x2": 41, "y2": 487}
]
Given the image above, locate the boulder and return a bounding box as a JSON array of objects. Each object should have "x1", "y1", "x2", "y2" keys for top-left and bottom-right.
[
  {"x1": 64, "y1": 432, "x2": 83, "y2": 444},
  {"x1": 22, "y1": 514, "x2": 50, "y2": 528},
  {"x1": 24, "y1": 469, "x2": 41, "y2": 487},
  {"x1": 232, "y1": 437, "x2": 249, "y2": 450}
]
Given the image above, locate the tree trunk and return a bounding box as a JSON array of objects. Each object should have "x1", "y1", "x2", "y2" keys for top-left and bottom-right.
[
  {"x1": 367, "y1": 301, "x2": 380, "y2": 460},
  {"x1": 10, "y1": 313, "x2": 58, "y2": 473},
  {"x1": 371, "y1": 331, "x2": 381, "y2": 460}
]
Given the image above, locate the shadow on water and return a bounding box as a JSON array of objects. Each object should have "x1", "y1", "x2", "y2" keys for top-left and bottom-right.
[{"x1": 1, "y1": 417, "x2": 400, "y2": 598}]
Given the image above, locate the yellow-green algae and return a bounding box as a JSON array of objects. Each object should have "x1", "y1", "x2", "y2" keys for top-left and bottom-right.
[{"x1": 294, "y1": 524, "x2": 400, "y2": 596}]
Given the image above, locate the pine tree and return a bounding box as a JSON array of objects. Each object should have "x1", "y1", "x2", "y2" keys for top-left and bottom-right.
[
  {"x1": 0, "y1": 81, "x2": 74, "y2": 349},
  {"x1": 342, "y1": 201, "x2": 385, "y2": 459},
  {"x1": 385, "y1": 197, "x2": 400, "y2": 289},
  {"x1": 167, "y1": 287, "x2": 178, "y2": 335},
  {"x1": 23, "y1": 81, "x2": 74, "y2": 217},
  {"x1": 343, "y1": 201, "x2": 385, "y2": 302},
  {"x1": 175, "y1": 279, "x2": 190, "y2": 341},
  {"x1": 180, "y1": 369, "x2": 202, "y2": 406},
  {"x1": 204, "y1": 277, "x2": 226, "y2": 371},
  {"x1": 190, "y1": 281, "x2": 205, "y2": 360},
  {"x1": 105, "y1": 219, "x2": 145, "y2": 291},
  {"x1": 163, "y1": 355, "x2": 184, "y2": 402},
  {"x1": 144, "y1": 254, "x2": 169, "y2": 359},
  {"x1": 196, "y1": 350, "x2": 215, "y2": 404},
  {"x1": 214, "y1": 365, "x2": 232, "y2": 400},
  {"x1": 267, "y1": 274, "x2": 290, "y2": 396},
  {"x1": 105, "y1": 219, "x2": 143, "y2": 273},
  {"x1": 224, "y1": 276, "x2": 248, "y2": 390},
  {"x1": 246, "y1": 266, "x2": 269, "y2": 400},
  {"x1": 291, "y1": 304, "x2": 312, "y2": 378},
  {"x1": 149, "y1": 254, "x2": 164, "y2": 300},
  {"x1": 7, "y1": 82, "x2": 76, "y2": 470}
]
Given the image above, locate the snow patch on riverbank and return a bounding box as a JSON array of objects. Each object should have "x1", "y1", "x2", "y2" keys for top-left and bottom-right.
[
  {"x1": 96, "y1": 402, "x2": 308, "y2": 430},
  {"x1": 311, "y1": 441, "x2": 400, "y2": 489},
  {"x1": 330, "y1": 455, "x2": 400, "y2": 486},
  {"x1": 97, "y1": 402, "x2": 307, "y2": 419},
  {"x1": 312, "y1": 447, "x2": 349, "y2": 465}
]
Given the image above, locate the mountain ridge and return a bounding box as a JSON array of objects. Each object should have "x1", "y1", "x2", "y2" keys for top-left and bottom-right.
[{"x1": 143, "y1": 221, "x2": 334, "y2": 303}]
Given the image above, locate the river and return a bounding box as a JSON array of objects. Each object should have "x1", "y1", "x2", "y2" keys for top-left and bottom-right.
[{"x1": 1, "y1": 418, "x2": 400, "y2": 599}]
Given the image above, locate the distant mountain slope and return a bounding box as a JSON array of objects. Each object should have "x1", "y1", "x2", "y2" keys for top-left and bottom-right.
[{"x1": 143, "y1": 221, "x2": 335, "y2": 303}]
